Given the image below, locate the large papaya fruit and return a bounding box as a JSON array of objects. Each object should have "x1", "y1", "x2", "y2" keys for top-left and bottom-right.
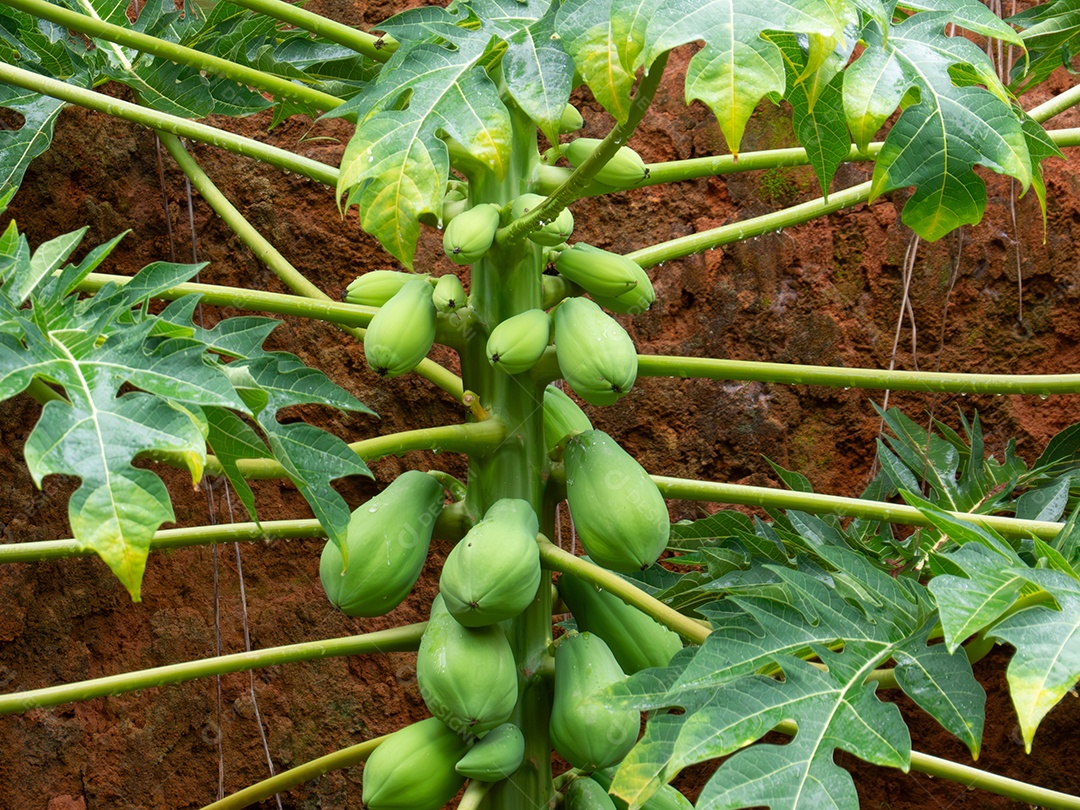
[
  {"x1": 591, "y1": 768, "x2": 693, "y2": 810},
  {"x1": 364, "y1": 276, "x2": 437, "y2": 377},
  {"x1": 564, "y1": 137, "x2": 650, "y2": 186},
  {"x1": 565, "y1": 776, "x2": 618, "y2": 810},
  {"x1": 511, "y1": 192, "x2": 574, "y2": 247},
  {"x1": 543, "y1": 384, "x2": 592, "y2": 455},
  {"x1": 361, "y1": 716, "x2": 470, "y2": 810},
  {"x1": 343, "y1": 269, "x2": 430, "y2": 306},
  {"x1": 558, "y1": 571, "x2": 682, "y2": 673},
  {"x1": 549, "y1": 631, "x2": 638, "y2": 772},
  {"x1": 487, "y1": 309, "x2": 552, "y2": 375},
  {"x1": 443, "y1": 203, "x2": 501, "y2": 265},
  {"x1": 555, "y1": 244, "x2": 639, "y2": 299},
  {"x1": 553, "y1": 297, "x2": 638, "y2": 406},
  {"x1": 454, "y1": 722, "x2": 526, "y2": 781},
  {"x1": 440, "y1": 498, "x2": 542, "y2": 626},
  {"x1": 564, "y1": 430, "x2": 669, "y2": 572},
  {"x1": 416, "y1": 595, "x2": 518, "y2": 734},
  {"x1": 319, "y1": 470, "x2": 444, "y2": 616}
]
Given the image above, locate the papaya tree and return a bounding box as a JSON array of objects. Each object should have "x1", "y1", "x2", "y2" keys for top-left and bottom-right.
[{"x1": 2, "y1": 0, "x2": 1080, "y2": 807}]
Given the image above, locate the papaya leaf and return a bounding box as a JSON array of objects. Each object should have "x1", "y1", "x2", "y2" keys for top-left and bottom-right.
[
  {"x1": 0, "y1": 82, "x2": 72, "y2": 201},
  {"x1": 990, "y1": 568, "x2": 1080, "y2": 751},
  {"x1": 928, "y1": 543, "x2": 1027, "y2": 651},
  {"x1": 1008, "y1": 0, "x2": 1080, "y2": 94},
  {"x1": 205, "y1": 407, "x2": 273, "y2": 524},
  {"x1": 556, "y1": 0, "x2": 638, "y2": 121},
  {"x1": 504, "y1": 5, "x2": 575, "y2": 145}
]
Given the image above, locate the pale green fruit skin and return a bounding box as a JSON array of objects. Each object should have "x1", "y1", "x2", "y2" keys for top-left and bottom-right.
[
  {"x1": 548, "y1": 632, "x2": 639, "y2": 772},
  {"x1": 364, "y1": 276, "x2": 437, "y2": 377},
  {"x1": 454, "y1": 722, "x2": 526, "y2": 781},
  {"x1": 361, "y1": 717, "x2": 470, "y2": 810},
  {"x1": 416, "y1": 596, "x2": 518, "y2": 734},
  {"x1": 487, "y1": 309, "x2": 552, "y2": 374},
  {"x1": 510, "y1": 192, "x2": 574, "y2": 247},
  {"x1": 443, "y1": 203, "x2": 501, "y2": 264},
  {"x1": 433, "y1": 273, "x2": 466, "y2": 312},
  {"x1": 559, "y1": 103, "x2": 585, "y2": 133},
  {"x1": 555, "y1": 244, "x2": 639, "y2": 299},
  {"x1": 543, "y1": 384, "x2": 593, "y2": 454},
  {"x1": 319, "y1": 470, "x2": 444, "y2": 617},
  {"x1": 564, "y1": 137, "x2": 649, "y2": 186},
  {"x1": 591, "y1": 768, "x2": 693, "y2": 810},
  {"x1": 558, "y1": 570, "x2": 682, "y2": 673},
  {"x1": 565, "y1": 776, "x2": 619, "y2": 810},
  {"x1": 564, "y1": 430, "x2": 669, "y2": 572},
  {"x1": 343, "y1": 270, "x2": 431, "y2": 306},
  {"x1": 589, "y1": 262, "x2": 655, "y2": 314},
  {"x1": 440, "y1": 499, "x2": 542, "y2": 626},
  {"x1": 553, "y1": 297, "x2": 638, "y2": 406}
]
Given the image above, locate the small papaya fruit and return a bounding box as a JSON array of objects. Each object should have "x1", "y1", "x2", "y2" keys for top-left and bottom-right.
[
  {"x1": 591, "y1": 768, "x2": 694, "y2": 810},
  {"x1": 440, "y1": 498, "x2": 542, "y2": 626},
  {"x1": 343, "y1": 270, "x2": 430, "y2": 306},
  {"x1": 511, "y1": 192, "x2": 575, "y2": 247},
  {"x1": 543, "y1": 384, "x2": 592, "y2": 455},
  {"x1": 364, "y1": 276, "x2": 437, "y2": 377},
  {"x1": 564, "y1": 430, "x2": 669, "y2": 572},
  {"x1": 454, "y1": 722, "x2": 526, "y2": 781},
  {"x1": 433, "y1": 273, "x2": 466, "y2": 313},
  {"x1": 416, "y1": 595, "x2": 518, "y2": 734},
  {"x1": 361, "y1": 716, "x2": 470, "y2": 810},
  {"x1": 443, "y1": 203, "x2": 501, "y2": 265},
  {"x1": 487, "y1": 309, "x2": 552, "y2": 374},
  {"x1": 319, "y1": 470, "x2": 444, "y2": 616},
  {"x1": 555, "y1": 244, "x2": 639, "y2": 299},
  {"x1": 558, "y1": 571, "x2": 682, "y2": 673},
  {"x1": 559, "y1": 103, "x2": 585, "y2": 134},
  {"x1": 565, "y1": 776, "x2": 618, "y2": 810},
  {"x1": 589, "y1": 262, "x2": 655, "y2": 314},
  {"x1": 564, "y1": 138, "x2": 650, "y2": 186},
  {"x1": 553, "y1": 297, "x2": 638, "y2": 406},
  {"x1": 549, "y1": 631, "x2": 638, "y2": 772}
]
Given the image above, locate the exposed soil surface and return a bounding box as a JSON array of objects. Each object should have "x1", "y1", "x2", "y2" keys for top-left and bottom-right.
[{"x1": 2, "y1": 1, "x2": 1080, "y2": 807}]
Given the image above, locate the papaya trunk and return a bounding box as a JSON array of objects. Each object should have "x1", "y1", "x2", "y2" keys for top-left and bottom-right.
[{"x1": 462, "y1": 106, "x2": 554, "y2": 809}]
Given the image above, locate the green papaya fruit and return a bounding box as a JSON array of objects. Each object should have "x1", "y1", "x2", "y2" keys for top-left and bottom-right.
[
  {"x1": 433, "y1": 273, "x2": 466, "y2": 313},
  {"x1": 440, "y1": 498, "x2": 542, "y2": 626},
  {"x1": 454, "y1": 722, "x2": 525, "y2": 781},
  {"x1": 361, "y1": 717, "x2": 470, "y2": 810},
  {"x1": 589, "y1": 262, "x2": 655, "y2": 314},
  {"x1": 558, "y1": 571, "x2": 682, "y2": 673},
  {"x1": 319, "y1": 471, "x2": 444, "y2": 617},
  {"x1": 364, "y1": 276, "x2": 437, "y2": 377},
  {"x1": 559, "y1": 103, "x2": 585, "y2": 134},
  {"x1": 487, "y1": 309, "x2": 552, "y2": 374},
  {"x1": 541, "y1": 274, "x2": 578, "y2": 309},
  {"x1": 555, "y1": 244, "x2": 639, "y2": 299},
  {"x1": 591, "y1": 768, "x2": 693, "y2": 810},
  {"x1": 443, "y1": 203, "x2": 501, "y2": 265},
  {"x1": 549, "y1": 632, "x2": 638, "y2": 772},
  {"x1": 511, "y1": 193, "x2": 575, "y2": 247},
  {"x1": 543, "y1": 384, "x2": 592, "y2": 454},
  {"x1": 566, "y1": 776, "x2": 618, "y2": 810},
  {"x1": 416, "y1": 595, "x2": 518, "y2": 734},
  {"x1": 553, "y1": 298, "x2": 638, "y2": 406},
  {"x1": 564, "y1": 138, "x2": 650, "y2": 186},
  {"x1": 564, "y1": 430, "x2": 669, "y2": 572},
  {"x1": 343, "y1": 270, "x2": 430, "y2": 306}
]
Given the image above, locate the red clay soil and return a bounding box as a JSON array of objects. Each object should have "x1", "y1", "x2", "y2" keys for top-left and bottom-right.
[{"x1": 1, "y1": 1, "x2": 1080, "y2": 806}]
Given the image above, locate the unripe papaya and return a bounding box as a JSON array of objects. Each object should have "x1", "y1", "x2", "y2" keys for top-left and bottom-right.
[
  {"x1": 319, "y1": 472, "x2": 443, "y2": 617},
  {"x1": 559, "y1": 103, "x2": 585, "y2": 133},
  {"x1": 433, "y1": 273, "x2": 466, "y2": 313},
  {"x1": 555, "y1": 244, "x2": 639, "y2": 299},
  {"x1": 417, "y1": 595, "x2": 518, "y2": 734},
  {"x1": 454, "y1": 722, "x2": 525, "y2": 781},
  {"x1": 549, "y1": 632, "x2": 638, "y2": 772},
  {"x1": 543, "y1": 384, "x2": 592, "y2": 454},
  {"x1": 361, "y1": 717, "x2": 470, "y2": 810},
  {"x1": 440, "y1": 498, "x2": 542, "y2": 626},
  {"x1": 566, "y1": 776, "x2": 618, "y2": 810},
  {"x1": 564, "y1": 138, "x2": 650, "y2": 186},
  {"x1": 487, "y1": 309, "x2": 552, "y2": 375},
  {"x1": 591, "y1": 768, "x2": 693, "y2": 810},
  {"x1": 511, "y1": 193, "x2": 575, "y2": 247},
  {"x1": 364, "y1": 276, "x2": 437, "y2": 377},
  {"x1": 443, "y1": 203, "x2": 501, "y2": 264},
  {"x1": 553, "y1": 298, "x2": 638, "y2": 406},
  {"x1": 558, "y1": 571, "x2": 682, "y2": 673},
  {"x1": 343, "y1": 270, "x2": 430, "y2": 306},
  {"x1": 564, "y1": 430, "x2": 669, "y2": 572},
  {"x1": 589, "y1": 262, "x2": 655, "y2": 314}
]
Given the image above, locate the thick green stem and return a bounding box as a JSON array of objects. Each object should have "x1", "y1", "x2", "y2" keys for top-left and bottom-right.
[
  {"x1": 0, "y1": 0, "x2": 342, "y2": 111},
  {"x1": 225, "y1": 0, "x2": 395, "y2": 61},
  {"x1": 906, "y1": 752, "x2": 1080, "y2": 809},
  {"x1": 200, "y1": 735, "x2": 387, "y2": 810},
  {"x1": 0, "y1": 624, "x2": 424, "y2": 714},
  {"x1": 0, "y1": 63, "x2": 339, "y2": 185},
  {"x1": 652, "y1": 476, "x2": 1064, "y2": 540},
  {"x1": 636, "y1": 354, "x2": 1080, "y2": 394}
]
